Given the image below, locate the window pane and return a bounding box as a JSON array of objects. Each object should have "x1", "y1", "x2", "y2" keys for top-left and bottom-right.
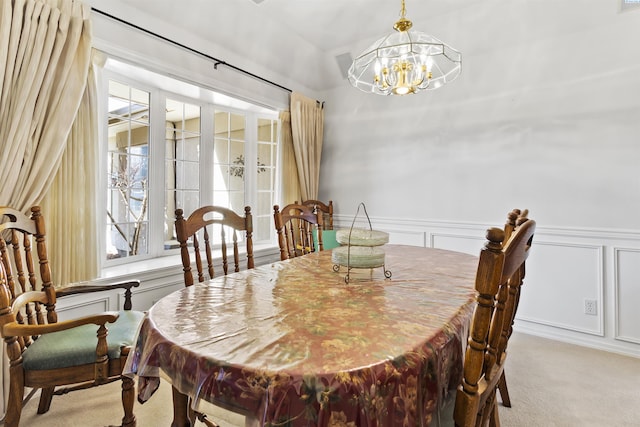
[
  {"x1": 257, "y1": 168, "x2": 273, "y2": 191},
  {"x1": 130, "y1": 222, "x2": 148, "y2": 255},
  {"x1": 181, "y1": 191, "x2": 200, "y2": 217},
  {"x1": 257, "y1": 118, "x2": 271, "y2": 140},
  {"x1": 177, "y1": 161, "x2": 199, "y2": 191},
  {"x1": 215, "y1": 111, "x2": 229, "y2": 134},
  {"x1": 230, "y1": 113, "x2": 245, "y2": 140},
  {"x1": 230, "y1": 172, "x2": 244, "y2": 192},
  {"x1": 257, "y1": 192, "x2": 272, "y2": 216},
  {"x1": 214, "y1": 138, "x2": 229, "y2": 164},
  {"x1": 165, "y1": 99, "x2": 201, "y2": 244},
  {"x1": 107, "y1": 223, "x2": 128, "y2": 259},
  {"x1": 230, "y1": 141, "x2": 244, "y2": 165},
  {"x1": 131, "y1": 88, "x2": 150, "y2": 119},
  {"x1": 214, "y1": 165, "x2": 229, "y2": 191},
  {"x1": 255, "y1": 216, "x2": 271, "y2": 242},
  {"x1": 106, "y1": 81, "x2": 150, "y2": 260},
  {"x1": 229, "y1": 192, "x2": 245, "y2": 213},
  {"x1": 213, "y1": 110, "x2": 246, "y2": 221},
  {"x1": 254, "y1": 117, "x2": 278, "y2": 244},
  {"x1": 213, "y1": 190, "x2": 229, "y2": 207},
  {"x1": 258, "y1": 142, "x2": 272, "y2": 167}
]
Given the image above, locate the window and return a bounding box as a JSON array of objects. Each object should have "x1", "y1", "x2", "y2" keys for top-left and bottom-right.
[
  {"x1": 102, "y1": 59, "x2": 279, "y2": 264},
  {"x1": 256, "y1": 118, "x2": 279, "y2": 241},
  {"x1": 106, "y1": 81, "x2": 150, "y2": 259},
  {"x1": 213, "y1": 111, "x2": 246, "y2": 210},
  {"x1": 164, "y1": 99, "x2": 202, "y2": 248}
]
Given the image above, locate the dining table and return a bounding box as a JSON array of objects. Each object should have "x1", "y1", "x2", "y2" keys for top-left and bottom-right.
[{"x1": 124, "y1": 244, "x2": 479, "y2": 427}]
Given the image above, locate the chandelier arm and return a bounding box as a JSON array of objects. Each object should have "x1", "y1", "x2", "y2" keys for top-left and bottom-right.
[{"x1": 430, "y1": 58, "x2": 445, "y2": 79}]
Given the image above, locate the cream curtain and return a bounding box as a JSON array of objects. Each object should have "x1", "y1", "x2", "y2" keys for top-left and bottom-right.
[
  {"x1": 290, "y1": 92, "x2": 324, "y2": 201},
  {"x1": 39, "y1": 57, "x2": 99, "y2": 285},
  {"x1": 279, "y1": 110, "x2": 301, "y2": 205},
  {"x1": 0, "y1": 0, "x2": 92, "y2": 416},
  {"x1": 0, "y1": 0, "x2": 92, "y2": 210}
]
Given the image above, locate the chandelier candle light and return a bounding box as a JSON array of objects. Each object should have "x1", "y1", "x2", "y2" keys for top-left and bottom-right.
[{"x1": 348, "y1": 0, "x2": 462, "y2": 95}]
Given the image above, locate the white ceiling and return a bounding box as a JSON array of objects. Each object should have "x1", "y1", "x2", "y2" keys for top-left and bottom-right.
[
  {"x1": 90, "y1": 0, "x2": 639, "y2": 93},
  {"x1": 114, "y1": 0, "x2": 481, "y2": 53}
]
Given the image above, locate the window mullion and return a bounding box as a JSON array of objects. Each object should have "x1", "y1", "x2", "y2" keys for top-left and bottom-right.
[
  {"x1": 147, "y1": 90, "x2": 166, "y2": 257},
  {"x1": 200, "y1": 104, "x2": 215, "y2": 206},
  {"x1": 244, "y1": 113, "x2": 257, "y2": 210}
]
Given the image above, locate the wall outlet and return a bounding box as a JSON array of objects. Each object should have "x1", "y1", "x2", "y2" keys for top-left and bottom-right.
[{"x1": 584, "y1": 299, "x2": 597, "y2": 316}]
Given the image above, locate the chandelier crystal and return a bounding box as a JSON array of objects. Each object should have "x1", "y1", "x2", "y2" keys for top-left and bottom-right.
[{"x1": 347, "y1": 0, "x2": 462, "y2": 96}]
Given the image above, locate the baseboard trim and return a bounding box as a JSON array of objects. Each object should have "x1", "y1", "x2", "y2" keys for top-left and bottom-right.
[{"x1": 515, "y1": 321, "x2": 640, "y2": 359}]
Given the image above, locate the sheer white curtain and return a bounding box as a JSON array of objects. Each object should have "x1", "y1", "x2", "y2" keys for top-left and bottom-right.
[
  {"x1": 0, "y1": 0, "x2": 92, "y2": 416},
  {"x1": 290, "y1": 92, "x2": 324, "y2": 201}
]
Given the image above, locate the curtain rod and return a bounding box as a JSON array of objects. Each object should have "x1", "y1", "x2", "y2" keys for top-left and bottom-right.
[{"x1": 91, "y1": 7, "x2": 294, "y2": 94}]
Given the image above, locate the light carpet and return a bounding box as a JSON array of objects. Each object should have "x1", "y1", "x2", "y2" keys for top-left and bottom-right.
[{"x1": 15, "y1": 332, "x2": 640, "y2": 426}]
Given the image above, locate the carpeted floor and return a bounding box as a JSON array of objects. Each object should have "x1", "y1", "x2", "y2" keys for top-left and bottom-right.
[
  {"x1": 499, "y1": 333, "x2": 640, "y2": 426},
  {"x1": 14, "y1": 332, "x2": 640, "y2": 426}
]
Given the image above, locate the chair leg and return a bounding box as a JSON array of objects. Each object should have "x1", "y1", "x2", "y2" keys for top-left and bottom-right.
[
  {"x1": 121, "y1": 376, "x2": 137, "y2": 427},
  {"x1": 497, "y1": 371, "x2": 512, "y2": 408},
  {"x1": 187, "y1": 396, "x2": 219, "y2": 427},
  {"x1": 489, "y1": 396, "x2": 501, "y2": 427},
  {"x1": 5, "y1": 368, "x2": 25, "y2": 427},
  {"x1": 188, "y1": 398, "x2": 197, "y2": 426},
  {"x1": 172, "y1": 386, "x2": 192, "y2": 427},
  {"x1": 37, "y1": 386, "x2": 55, "y2": 414},
  {"x1": 194, "y1": 409, "x2": 220, "y2": 427}
]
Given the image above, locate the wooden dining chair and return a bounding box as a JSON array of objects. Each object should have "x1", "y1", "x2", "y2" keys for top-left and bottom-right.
[
  {"x1": 0, "y1": 206, "x2": 143, "y2": 427},
  {"x1": 496, "y1": 208, "x2": 530, "y2": 408},
  {"x1": 274, "y1": 203, "x2": 323, "y2": 261},
  {"x1": 175, "y1": 206, "x2": 254, "y2": 287},
  {"x1": 453, "y1": 217, "x2": 536, "y2": 427},
  {"x1": 174, "y1": 205, "x2": 254, "y2": 426},
  {"x1": 298, "y1": 199, "x2": 334, "y2": 230}
]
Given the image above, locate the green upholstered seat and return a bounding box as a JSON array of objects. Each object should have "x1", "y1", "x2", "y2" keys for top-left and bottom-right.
[{"x1": 22, "y1": 310, "x2": 145, "y2": 371}]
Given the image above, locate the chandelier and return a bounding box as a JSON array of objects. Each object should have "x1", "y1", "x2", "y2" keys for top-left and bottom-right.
[{"x1": 347, "y1": 0, "x2": 462, "y2": 96}]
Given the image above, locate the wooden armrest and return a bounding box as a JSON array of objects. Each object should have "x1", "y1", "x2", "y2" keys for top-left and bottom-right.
[
  {"x1": 12, "y1": 290, "x2": 49, "y2": 311},
  {"x1": 3, "y1": 311, "x2": 119, "y2": 337},
  {"x1": 56, "y1": 280, "x2": 141, "y2": 310}
]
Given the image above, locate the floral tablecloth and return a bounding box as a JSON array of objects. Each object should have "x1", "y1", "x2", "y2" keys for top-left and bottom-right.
[{"x1": 124, "y1": 245, "x2": 478, "y2": 426}]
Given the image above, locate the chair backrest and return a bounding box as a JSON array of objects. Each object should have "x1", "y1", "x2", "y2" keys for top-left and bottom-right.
[
  {"x1": 273, "y1": 203, "x2": 323, "y2": 261},
  {"x1": 0, "y1": 206, "x2": 57, "y2": 348},
  {"x1": 503, "y1": 208, "x2": 529, "y2": 242},
  {"x1": 298, "y1": 199, "x2": 334, "y2": 230},
  {"x1": 502, "y1": 208, "x2": 530, "y2": 342},
  {"x1": 454, "y1": 218, "x2": 536, "y2": 426},
  {"x1": 175, "y1": 205, "x2": 254, "y2": 287}
]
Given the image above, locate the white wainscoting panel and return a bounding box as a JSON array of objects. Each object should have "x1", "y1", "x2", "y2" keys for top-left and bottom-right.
[
  {"x1": 614, "y1": 248, "x2": 640, "y2": 344},
  {"x1": 57, "y1": 297, "x2": 110, "y2": 321},
  {"x1": 386, "y1": 229, "x2": 426, "y2": 246},
  {"x1": 431, "y1": 233, "x2": 486, "y2": 256},
  {"x1": 130, "y1": 280, "x2": 184, "y2": 309},
  {"x1": 516, "y1": 241, "x2": 604, "y2": 336}
]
